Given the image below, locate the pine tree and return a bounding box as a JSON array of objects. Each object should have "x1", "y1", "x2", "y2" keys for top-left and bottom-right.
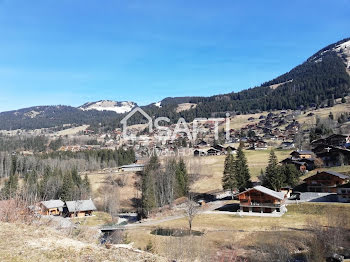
[
  {"x1": 83, "y1": 174, "x2": 91, "y2": 195},
  {"x1": 222, "y1": 150, "x2": 236, "y2": 196},
  {"x1": 71, "y1": 168, "x2": 82, "y2": 186},
  {"x1": 281, "y1": 164, "x2": 300, "y2": 188},
  {"x1": 175, "y1": 158, "x2": 189, "y2": 197},
  {"x1": 2, "y1": 172, "x2": 18, "y2": 198},
  {"x1": 141, "y1": 155, "x2": 159, "y2": 217},
  {"x1": 263, "y1": 150, "x2": 284, "y2": 191},
  {"x1": 341, "y1": 96, "x2": 346, "y2": 103},
  {"x1": 1, "y1": 155, "x2": 19, "y2": 198},
  {"x1": 59, "y1": 172, "x2": 74, "y2": 201},
  {"x1": 234, "y1": 145, "x2": 251, "y2": 192}
]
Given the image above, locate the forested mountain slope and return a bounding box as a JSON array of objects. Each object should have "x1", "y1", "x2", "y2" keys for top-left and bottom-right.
[{"x1": 0, "y1": 38, "x2": 349, "y2": 130}]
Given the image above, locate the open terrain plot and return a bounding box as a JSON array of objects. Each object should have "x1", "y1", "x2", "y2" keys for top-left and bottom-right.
[
  {"x1": 187, "y1": 149, "x2": 292, "y2": 193},
  {"x1": 124, "y1": 203, "x2": 350, "y2": 260}
]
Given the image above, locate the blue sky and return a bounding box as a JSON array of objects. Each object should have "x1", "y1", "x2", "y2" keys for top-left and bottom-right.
[{"x1": 0, "y1": 0, "x2": 349, "y2": 112}]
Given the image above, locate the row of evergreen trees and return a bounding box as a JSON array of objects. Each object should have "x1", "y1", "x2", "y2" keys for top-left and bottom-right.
[
  {"x1": 1, "y1": 155, "x2": 91, "y2": 202},
  {"x1": 222, "y1": 144, "x2": 252, "y2": 194},
  {"x1": 141, "y1": 155, "x2": 189, "y2": 217},
  {"x1": 222, "y1": 149, "x2": 301, "y2": 193},
  {"x1": 260, "y1": 150, "x2": 300, "y2": 191},
  {"x1": 0, "y1": 148, "x2": 136, "y2": 179}
]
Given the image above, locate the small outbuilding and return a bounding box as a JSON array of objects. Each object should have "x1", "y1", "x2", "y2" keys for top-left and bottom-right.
[{"x1": 39, "y1": 200, "x2": 65, "y2": 216}]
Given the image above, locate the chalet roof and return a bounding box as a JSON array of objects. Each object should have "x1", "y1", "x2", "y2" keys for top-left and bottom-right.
[
  {"x1": 237, "y1": 185, "x2": 285, "y2": 200},
  {"x1": 65, "y1": 200, "x2": 97, "y2": 213},
  {"x1": 41, "y1": 200, "x2": 65, "y2": 209},
  {"x1": 305, "y1": 171, "x2": 349, "y2": 181},
  {"x1": 207, "y1": 147, "x2": 221, "y2": 152},
  {"x1": 291, "y1": 150, "x2": 313, "y2": 155}
]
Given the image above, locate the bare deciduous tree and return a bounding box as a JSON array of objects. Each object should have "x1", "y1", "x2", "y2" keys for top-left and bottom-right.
[{"x1": 185, "y1": 195, "x2": 199, "y2": 234}]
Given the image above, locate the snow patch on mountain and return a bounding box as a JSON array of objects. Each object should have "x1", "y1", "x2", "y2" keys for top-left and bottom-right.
[
  {"x1": 154, "y1": 101, "x2": 162, "y2": 108},
  {"x1": 78, "y1": 100, "x2": 137, "y2": 114},
  {"x1": 310, "y1": 39, "x2": 350, "y2": 68},
  {"x1": 334, "y1": 39, "x2": 350, "y2": 68},
  {"x1": 24, "y1": 110, "x2": 42, "y2": 118}
]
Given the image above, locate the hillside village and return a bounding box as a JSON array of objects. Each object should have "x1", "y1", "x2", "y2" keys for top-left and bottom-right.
[
  {"x1": 0, "y1": 8, "x2": 350, "y2": 260},
  {"x1": 1, "y1": 98, "x2": 350, "y2": 261}
]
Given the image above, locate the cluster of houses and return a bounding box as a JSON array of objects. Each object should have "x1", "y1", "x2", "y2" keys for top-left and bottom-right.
[
  {"x1": 37, "y1": 199, "x2": 96, "y2": 218},
  {"x1": 311, "y1": 134, "x2": 350, "y2": 166},
  {"x1": 236, "y1": 169, "x2": 350, "y2": 216},
  {"x1": 278, "y1": 134, "x2": 350, "y2": 173},
  {"x1": 193, "y1": 143, "x2": 236, "y2": 157},
  {"x1": 235, "y1": 134, "x2": 350, "y2": 216}
]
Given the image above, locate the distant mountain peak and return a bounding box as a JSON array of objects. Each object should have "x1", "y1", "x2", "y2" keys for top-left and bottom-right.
[
  {"x1": 78, "y1": 100, "x2": 137, "y2": 114},
  {"x1": 308, "y1": 38, "x2": 350, "y2": 69}
]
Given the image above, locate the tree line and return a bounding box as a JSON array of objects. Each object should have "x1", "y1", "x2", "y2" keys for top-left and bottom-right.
[
  {"x1": 0, "y1": 148, "x2": 135, "y2": 179},
  {"x1": 1, "y1": 155, "x2": 91, "y2": 202}
]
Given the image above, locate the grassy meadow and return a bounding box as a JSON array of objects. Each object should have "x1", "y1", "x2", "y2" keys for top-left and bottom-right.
[
  {"x1": 125, "y1": 202, "x2": 350, "y2": 259},
  {"x1": 188, "y1": 149, "x2": 293, "y2": 193}
]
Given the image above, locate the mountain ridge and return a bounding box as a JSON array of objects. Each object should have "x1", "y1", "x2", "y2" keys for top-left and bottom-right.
[{"x1": 1, "y1": 37, "x2": 349, "y2": 130}]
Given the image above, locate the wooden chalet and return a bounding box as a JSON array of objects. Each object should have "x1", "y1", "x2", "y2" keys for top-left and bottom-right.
[
  {"x1": 194, "y1": 149, "x2": 207, "y2": 157},
  {"x1": 315, "y1": 147, "x2": 350, "y2": 167},
  {"x1": 280, "y1": 157, "x2": 315, "y2": 171},
  {"x1": 337, "y1": 183, "x2": 350, "y2": 203},
  {"x1": 236, "y1": 186, "x2": 287, "y2": 214},
  {"x1": 290, "y1": 150, "x2": 313, "y2": 159},
  {"x1": 249, "y1": 140, "x2": 268, "y2": 150},
  {"x1": 207, "y1": 147, "x2": 222, "y2": 156},
  {"x1": 63, "y1": 199, "x2": 97, "y2": 218},
  {"x1": 39, "y1": 200, "x2": 65, "y2": 216},
  {"x1": 213, "y1": 144, "x2": 225, "y2": 152},
  {"x1": 303, "y1": 171, "x2": 349, "y2": 193},
  {"x1": 311, "y1": 134, "x2": 350, "y2": 148},
  {"x1": 279, "y1": 141, "x2": 295, "y2": 150}
]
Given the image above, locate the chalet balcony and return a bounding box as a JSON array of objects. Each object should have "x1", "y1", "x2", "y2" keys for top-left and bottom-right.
[{"x1": 240, "y1": 202, "x2": 282, "y2": 208}]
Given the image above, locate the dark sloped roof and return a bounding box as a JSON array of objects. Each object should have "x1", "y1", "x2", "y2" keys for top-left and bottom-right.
[
  {"x1": 65, "y1": 200, "x2": 96, "y2": 212},
  {"x1": 305, "y1": 170, "x2": 349, "y2": 181},
  {"x1": 321, "y1": 170, "x2": 349, "y2": 179},
  {"x1": 291, "y1": 150, "x2": 313, "y2": 155},
  {"x1": 41, "y1": 200, "x2": 65, "y2": 209}
]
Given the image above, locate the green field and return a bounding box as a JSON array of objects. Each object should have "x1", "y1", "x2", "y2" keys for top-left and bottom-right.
[{"x1": 189, "y1": 149, "x2": 292, "y2": 193}]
